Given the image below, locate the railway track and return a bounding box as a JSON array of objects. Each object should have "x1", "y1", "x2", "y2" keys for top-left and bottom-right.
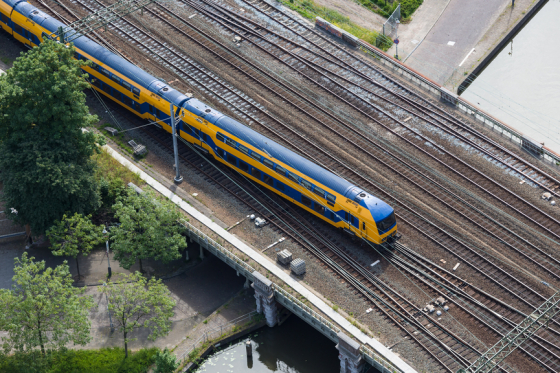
[
  {"x1": 33, "y1": 1, "x2": 560, "y2": 371},
  {"x1": 137, "y1": 117, "x2": 511, "y2": 373},
  {"x1": 386, "y1": 243, "x2": 560, "y2": 372},
  {"x1": 183, "y1": 0, "x2": 560, "y2": 245},
  {"x1": 235, "y1": 0, "x2": 560, "y2": 197}
]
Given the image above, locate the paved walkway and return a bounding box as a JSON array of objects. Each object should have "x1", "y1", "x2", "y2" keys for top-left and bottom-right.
[
  {"x1": 386, "y1": 0, "x2": 539, "y2": 90},
  {"x1": 84, "y1": 255, "x2": 248, "y2": 352},
  {"x1": 403, "y1": 0, "x2": 510, "y2": 85},
  {"x1": 386, "y1": 0, "x2": 451, "y2": 62}
]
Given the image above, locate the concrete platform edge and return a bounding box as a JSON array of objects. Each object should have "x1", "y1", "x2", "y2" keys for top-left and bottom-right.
[{"x1": 102, "y1": 145, "x2": 418, "y2": 373}]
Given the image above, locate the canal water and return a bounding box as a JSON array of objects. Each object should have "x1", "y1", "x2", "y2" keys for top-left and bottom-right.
[
  {"x1": 191, "y1": 315, "x2": 371, "y2": 373},
  {"x1": 461, "y1": 0, "x2": 560, "y2": 154}
]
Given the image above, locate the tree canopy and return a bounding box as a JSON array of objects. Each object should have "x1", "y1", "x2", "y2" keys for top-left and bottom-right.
[
  {"x1": 0, "y1": 253, "x2": 94, "y2": 354},
  {"x1": 100, "y1": 272, "x2": 176, "y2": 358},
  {"x1": 110, "y1": 188, "x2": 186, "y2": 272},
  {"x1": 46, "y1": 213, "x2": 105, "y2": 278},
  {"x1": 0, "y1": 40, "x2": 100, "y2": 234}
]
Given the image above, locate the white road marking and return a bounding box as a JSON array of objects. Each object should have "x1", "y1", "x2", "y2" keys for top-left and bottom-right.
[
  {"x1": 447, "y1": 41, "x2": 455, "y2": 46},
  {"x1": 459, "y1": 48, "x2": 476, "y2": 67}
]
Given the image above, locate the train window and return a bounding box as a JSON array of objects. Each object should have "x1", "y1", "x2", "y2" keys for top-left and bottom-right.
[
  {"x1": 101, "y1": 68, "x2": 111, "y2": 78},
  {"x1": 156, "y1": 108, "x2": 160, "y2": 117},
  {"x1": 92, "y1": 78, "x2": 101, "y2": 88},
  {"x1": 239, "y1": 161, "x2": 249, "y2": 173},
  {"x1": 250, "y1": 151, "x2": 261, "y2": 161},
  {"x1": 132, "y1": 87, "x2": 140, "y2": 96},
  {"x1": 362, "y1": 222, "x2": 366, "y2": 230},
  {"x1": 13, "y1": 24, "x2": 22, "y2": 35},
  {"x1": 216, "y1": 133, "x2": 225, "y2": 142},
  {"x1": 80, "y1": 55, "x2": 88, "y2": 61},
  {"x1": 226, "y1": 154, "x2": 237, "y2": 165},
  {"x1": 301, "y1": 179, "x2": 312, "y2": 191},
  {"x1": 110, "y1": 74, "x2": 121, "y2": 84},
  {"x1": 263, "y1": 174, "x2": 273, "y2": 186},
  {"x1": 251, "y1": 168, "x2": 261, "y2": 179},
  {"x1": 313, "y1": 203, "x2": 325, "y2": 214},
  {"x1": 288, "y1": 172, "x2": 299, "y2": 183},
  {"x1": 326, "y1": 193, "x2": 336, "y2": 206},
  {"x1": 330, "y1": 211, "x2": 335, "y2": 220},
  {"x1": 238, "y1": 145, "x2": 249, "y2": 155},
  {"x1": 148, "y1": 105, "x2": 154, "y2": 114},
  {"x1": 103, "y1": 84, "x2": 111, "y2": 95},
  {"x1": 275, "y1": 181, "x2": 285, "y2": 191},
  {"x1": 111, "y1": 88, "x2": 121, "y2": 100},
  {"x1": 225, "y1": 138, "x2": 236, "y2": 148},
  {"x1": 344, "y1": 211, "x2": 349, "y2": 221},
  {"x1": 122, "y1": 81, "x2": 131, "y2": 91},
  {"x1": 190, "y1": 126, "x2": 199, "y2": 137},
  {"x1": 1, "y1": 13, "x2": 7, "y2": 23},
  {"x1": 301, "y1": 195, "x2": 312, "y2": 207},
  {"x1": 313, "y1": 186, "x2": 325, "y2": 197},
  {"x1": 202, "y1": 133, "x2": 209, "y2": 142},
  {"x1": 216, "y1": 148, "x2": 225, "y2": 158},
  {"x1": 74, "y1": 52, "x2": 80, "y2": 60},
  {"x1": 275, "y1": 165, "x2": 287, "y2": 176},
  {"x1": 91, "y1": 63, "x2": 100, "y2": 71},
  {"x1": 262, "y1": 159, "x2": 274, "y2": 169}
]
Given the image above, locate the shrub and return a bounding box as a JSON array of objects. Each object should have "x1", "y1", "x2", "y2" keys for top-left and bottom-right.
[
  {"x1": 0, "y1": 348, "x2": 158, "y2": 373},
  {"x1": 154, "y1": 348, "x2": 178, "y2": 373}
]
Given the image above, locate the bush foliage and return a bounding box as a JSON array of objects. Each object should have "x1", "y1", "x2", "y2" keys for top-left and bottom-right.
[
  {"x1": 94, "y1": 149, "x2": 144, "y2": 209},
  {"x1": 0, "y1": 348, "x2": 158, "y2": 373}
]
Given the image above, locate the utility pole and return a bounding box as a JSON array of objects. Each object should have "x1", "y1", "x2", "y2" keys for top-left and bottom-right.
[{"x1": 170, "y1": 103, "x2": 183, "y2": 184}]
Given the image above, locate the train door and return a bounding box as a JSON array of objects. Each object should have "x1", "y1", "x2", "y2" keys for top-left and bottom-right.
[
  {"x1": 361, "y1": 221, "x2": 367, "y2": 240},
  {"x1": 349, "y1": 214, "x2": 359, "y2": 233}
]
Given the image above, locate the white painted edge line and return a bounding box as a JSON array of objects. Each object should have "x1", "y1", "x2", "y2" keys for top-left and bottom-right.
[
  {"x1": 459, "y1": 48, "x2": 475, "y2": 67},
  {"x1": 103, "y1": 145, "x2": 417, "y2": 373}
]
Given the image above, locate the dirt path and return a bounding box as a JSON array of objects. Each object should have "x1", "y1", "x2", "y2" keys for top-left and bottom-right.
[{"x1": 309, "y1": 0, "x2": 385, "y2": 30}]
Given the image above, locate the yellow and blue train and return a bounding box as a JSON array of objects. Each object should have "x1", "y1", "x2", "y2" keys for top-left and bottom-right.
[{"x1": 0, "y1": 0, "x2": 398, "y2": 244}]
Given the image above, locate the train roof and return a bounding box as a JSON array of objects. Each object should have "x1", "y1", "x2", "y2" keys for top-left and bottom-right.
[
  {"x1": 184, "y1": 98, "x2": 356, "y2": 196},
  {"x1": 15, "y1": 0, "x2": 190, "y2": 107}
]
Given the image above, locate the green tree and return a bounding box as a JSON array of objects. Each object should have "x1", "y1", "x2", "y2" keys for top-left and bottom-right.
[
  {"x1": 0, "y1": 253, "x2": 94, "y2": 355},
  {"x1": 0, "y1": 40, "x2": 100, "y2": 235},
  {"x1": 154, "y1": 347, "x2": 179, "y2": 373},
  {"x1": 100, "y1": 272, "x2": 176, "y2": 358},
  {"x1": 46, "y1": 213, "x2": 105, "y2": 279},
  {"x1": 111, "y1": 189, "x2": 186, "y2": 272}
]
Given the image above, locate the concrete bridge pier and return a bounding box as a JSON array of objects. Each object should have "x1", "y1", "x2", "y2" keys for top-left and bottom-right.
[
  {"x1": 251, "y1": 271, "x2": 278, "y2": 327},
  {"x1": 337, "y1": 332, "x2": 367, "y2": 373}
]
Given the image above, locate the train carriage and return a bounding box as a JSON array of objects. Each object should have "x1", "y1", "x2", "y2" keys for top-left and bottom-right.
[{"x1": 0, "y1": 0, "x2": 398, "y2": 244}]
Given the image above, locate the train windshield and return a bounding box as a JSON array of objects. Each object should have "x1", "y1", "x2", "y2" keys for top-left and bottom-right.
[{"x1": 376, "y1": 212, "x2": 396, "y2": 234}]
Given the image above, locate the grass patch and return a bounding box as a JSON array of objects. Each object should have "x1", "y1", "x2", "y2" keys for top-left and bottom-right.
[
  {"x1": 277, "y1": 0, "x2": 393, "y2": 50},
  {"x1": 0, "y1": 347, "x2": 158, "y2": 373},
  {"x1": 94, "y1": 148, "x2": 144, "y2": 187}
]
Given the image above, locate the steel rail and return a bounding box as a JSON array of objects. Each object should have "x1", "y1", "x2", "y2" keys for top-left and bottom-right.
[
  {"x1": 179, "y1": 0, "x2": 560, "y2": 242},
  {"x1": 239, "y1": 0, "x2": 560, "y2": 197}
]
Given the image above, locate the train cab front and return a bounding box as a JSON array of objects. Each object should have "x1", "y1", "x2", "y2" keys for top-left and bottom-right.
[{"x1": 355, "y1": 190, "x2": 398, "y2": 246}]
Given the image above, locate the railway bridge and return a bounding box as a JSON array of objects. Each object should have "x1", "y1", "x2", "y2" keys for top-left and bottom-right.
[{"x1": 107, "y1": 145, "x2": 417, "y2": 373}]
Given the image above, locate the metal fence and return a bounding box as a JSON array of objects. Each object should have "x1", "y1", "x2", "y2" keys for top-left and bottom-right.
[
  {"x1": 177, "y1": 310, "x2": 259, "y2": 363},
  {"x1": 382, "y1": 4, "x2": 400, "y2": 39}
]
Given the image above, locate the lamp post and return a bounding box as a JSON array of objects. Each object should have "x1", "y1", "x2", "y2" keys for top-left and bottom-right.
[
  {"x1": 394, "y1": 19, "x2": 401, "y2": 61},
  {"x1": 102, "y1": 227, "x2": 112, "y2": 279},
  {"x1": 103, "y1": 283, "x2": 115, "y2": 333}
]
